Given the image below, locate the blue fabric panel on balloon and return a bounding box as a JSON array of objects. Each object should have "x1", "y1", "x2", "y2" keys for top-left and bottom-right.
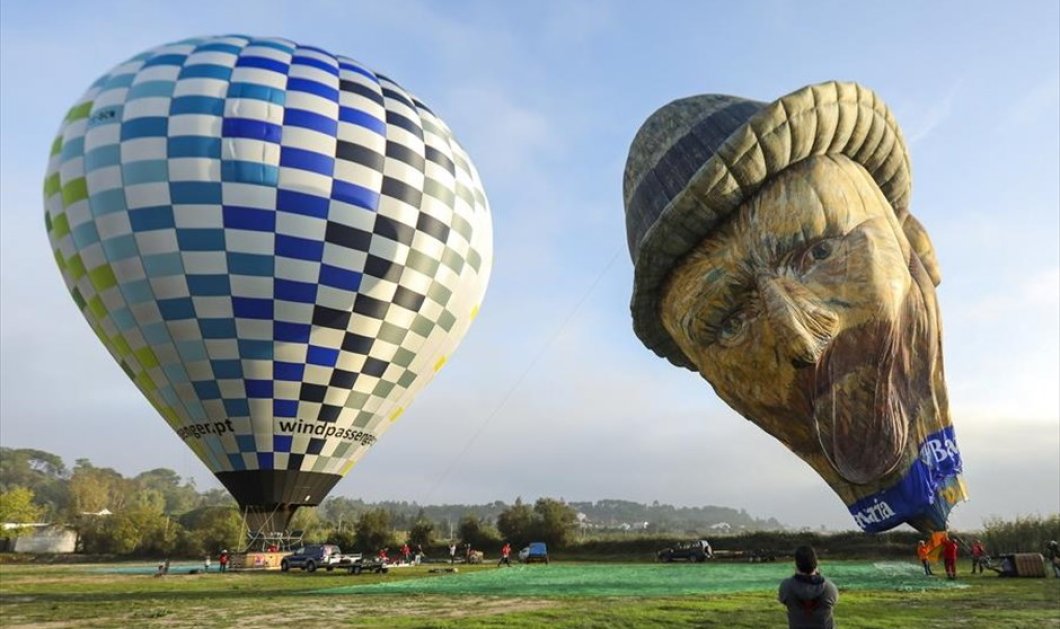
[
  {"x1": 233, "y1": 297, "x2": 274, "y2": 319},
  {"x1": 177, "y1": 229, "x2": 226, "y2": 251},
  {"x1": 227, "y1": 253, "x2": 274, "y2": 276},
  {"x1": 274, "y1": 362, "x2": 305, "y2": 380},
  {"x1": 124, "y1": 160, "x2": 169, "y2": 185},
  {"x1": 273, "y1": 400, "x2": 298, "y2": 417},
  {"x1": 90, "y1": 189, "x2": 127, "y2": 216},
  {"x1": 274, "y1": 279, "x2": 316, "y2": 303},
  {"x1": 227, "y1": 83, "x2": 285, "y2": 104},
  {"x1": 222, "y1": 162, "x2": 279, "y2": 186},
  {"x1": 178, "y1": 65, "x2": 233, "y2": 81},
  {"x1": 159, "y1": 298, "x2": 196, "y2": 320},
  {"x1": 307, "y1": 346, "x2": 339, "y2": 366},
  {"x1": 339, "y1": 107, "x2": 386, "y2": 135},
  {"x1": 121, "y1": 118, "x2": 168, "y2": 140},
  {"x1": 284, "y1": 108, "x2": 338, "y2": 136},
  {"x1": 223, "y1": 119, "x2": 283, "y2": 143},
  {"x1": 245, "y1": 380, "x2": 273, "y2": 398},
  {"x1": 143, "y1": 253, "x2": 183, "y2": 277},
  {"x1": 223, "y1": 206, "x2": 276, "y2": 231},
  {"x1": 273, "y1": 435, "x2": 293, "y2": 453},
  {"x1": 130, "y1": 207, "x2": 176, "y2": 231},
  {"x1": 277, "y1": 190, "x2": 330, "y2": 219},
  {"x1": 275, "y1": 322, "x2": 311, "y2": 343},
  {"x1": 169, "y1": 136, "x2": 222, "y2": 158},
  {"x1": 84, "y1": 145, "x2": 121, "y2": 170},
  {"x1": 170, "y1": 182, "x2": 221, "y2": 204},
  {"x1": 238, "y1": 340, "x2": 273, "y2": 360},
  {"x1": 275, "y1": 235, "x2": 323, "y2": 261},
  {"x1": 212, "y1": 360, "x2": 243, "y2": 379},
  {"x1": 143, "y1": 53, "x2": 187, "y2": 67},
  {"x1": 224, "y1": 399, "x2": 250, "y2": 416},
  {"x1": 330, "y1": 180, "x2": 379, "y2": 210},
  {"x1": 187, "y1": 275, "x2": 231, "y2": 296},
  {"x1": 102, "y1": 235, "x2": 138, "y2": 260},
  {"x1": 193, "y1": 381, "x2": 222, "y2": 400},
  {"x1": 846, "y1": 426, "x2": 964, "y2": 532}
]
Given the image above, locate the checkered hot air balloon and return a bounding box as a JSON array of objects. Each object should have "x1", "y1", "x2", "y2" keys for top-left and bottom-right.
[{"x1": 43, "y1": 36, "x2": 493, "y2": 534}]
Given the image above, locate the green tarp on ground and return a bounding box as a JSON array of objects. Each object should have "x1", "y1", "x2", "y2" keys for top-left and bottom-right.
[{"x1": 316, "y1": 562, "x2": 966, "y2": 598}]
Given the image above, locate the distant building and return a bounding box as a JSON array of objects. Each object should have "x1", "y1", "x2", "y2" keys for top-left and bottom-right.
[{"x1": 1, "y1": 524, "x2": 78, "y2": 553}]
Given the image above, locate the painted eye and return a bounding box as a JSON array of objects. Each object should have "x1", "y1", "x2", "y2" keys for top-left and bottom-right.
[
  {"x1": 799, "y1": 238, "x2": 838, "y2": 272},
  {"x1": 811, "y1": 241, "x2": 833, "y2": 261},
  {"x1": 718, "y1": 311, "x2": 748, "y2": 344}
]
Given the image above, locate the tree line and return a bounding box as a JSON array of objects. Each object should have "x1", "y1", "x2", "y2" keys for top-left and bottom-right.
[{"x1": 0, "y1": 448, "x2": 583, "y2": 556}]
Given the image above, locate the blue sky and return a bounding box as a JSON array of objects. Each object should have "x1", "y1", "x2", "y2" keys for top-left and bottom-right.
[{"x1": 1, "y1": 0, "x2": 1057, "y2": 531}]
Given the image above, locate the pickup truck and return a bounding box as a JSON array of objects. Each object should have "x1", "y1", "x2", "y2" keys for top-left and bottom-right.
[{"x1": 657, "y1": 539, "x2": 713, "y2": 563}]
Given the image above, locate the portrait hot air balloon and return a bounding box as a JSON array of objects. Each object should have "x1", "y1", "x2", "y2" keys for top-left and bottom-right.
[
  {"x1": 43, "y1": 35, "x2": 493, "y2": 538},
  {"x1": 623, "y1": 82, "x2": 965, "y2": 534}
]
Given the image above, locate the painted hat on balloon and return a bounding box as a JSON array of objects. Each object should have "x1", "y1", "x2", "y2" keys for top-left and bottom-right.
[
  {"x1": 622, "y1": 81, "x2": 911, "y2": 369},
  {"x1": 44, "y1": 35, "x2": 492, "y2": 531}
]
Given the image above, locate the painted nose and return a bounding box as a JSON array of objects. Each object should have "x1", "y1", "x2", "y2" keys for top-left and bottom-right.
[{"x1": 757, "y1": 274, "x2": 838, "y2": 368}]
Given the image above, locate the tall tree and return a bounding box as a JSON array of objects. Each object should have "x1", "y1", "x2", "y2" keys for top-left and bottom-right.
[
  {"x1": 354, "y1": 508, "x2": 394, "y2": 553},
  {"x1": 533, "y1": 498, "x2": 578, "y2": 548},
  {"x1": 0, "y1": 487, "x2": 45, "y2": 524},
  {"x1": 458, "y1": 513, "x2": 499, "y2": 549},
  {"x1": 407, "y1": 509, "x2": 436, "y2": 547},
  {"x1": 497, "y1": 498, "x2": 535, "y2": 547}
]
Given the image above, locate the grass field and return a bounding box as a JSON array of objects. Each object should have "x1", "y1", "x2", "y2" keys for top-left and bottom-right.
[{"x1": 1, "y1": 560, "x2": 1057, "y2": 628}]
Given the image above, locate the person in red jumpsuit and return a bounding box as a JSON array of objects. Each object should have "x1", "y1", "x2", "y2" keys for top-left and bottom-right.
[{"x1": 942, "y1": 536, "x2": 959, "y2": 580}]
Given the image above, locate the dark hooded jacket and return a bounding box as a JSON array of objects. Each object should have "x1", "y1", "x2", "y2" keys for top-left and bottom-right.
[{"x1": 778, "y1": 572, "x2": 838, "y2": 628}]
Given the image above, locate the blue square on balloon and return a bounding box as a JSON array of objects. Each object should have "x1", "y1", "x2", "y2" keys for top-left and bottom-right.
[
  {"x1": 274, "y1": 279, "x2": 317, "y2": 303},
  {"x1": 193, "y1": 380, "x2": 221, "y2": 400},
  {"x1": 238, "y1": 339, "x2": 273, "y2": 360},
  {"x1": 256, "y1": 452, "x2": 274, "y2": 469},
  {"x1": 200, "y1": 318, "x2": 237, "y2": 339},
  {"x1": 273, "y1": 435, "x2": 293, "y2": 453},
  {"x1": 158, "y1": 297, "x2": 196, "y2": 320},
  {"x1": 274, "y1": 362, "x2": 305, "y2": 381},
  {"x1": 245, "y1": 380, "x2": 273, "y2": 398},
  {"x1": 319, "y1": 264, "x2": 362, "y2": 291},
  {"x1": 274, "y1": 321, "x2": 310, "y2": 343},
  {"x1": 233, "y1": 297, "x2": 273, "y2": 319},
  {"x1": 307, "y1": 346, "x2": 339, "y2": 366},
  {"x1": 236, "y1": 435, "x2": 256, "y2": 452},
  {"x1": 274, "y1": 399, "x2": 298, "y2": 417},
  {"x1": 211, "y1": 359, "x2": 242, "y2": 379},
  {"x1": 223, "y1": 398, "x2": 249, "y2": 416},
  {"x1": 228, "y1": 453, "x2": 246, "y2": 471}
]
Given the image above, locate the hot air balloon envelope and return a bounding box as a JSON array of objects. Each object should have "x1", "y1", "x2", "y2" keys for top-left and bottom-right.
[{"x1": 44, "y1": 35, "x2": 493, "y2": 532}]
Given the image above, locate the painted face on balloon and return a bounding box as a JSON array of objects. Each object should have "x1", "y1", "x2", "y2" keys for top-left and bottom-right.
[{"x1": 661, "y1": 155, "x2": 946, "y2": 503}]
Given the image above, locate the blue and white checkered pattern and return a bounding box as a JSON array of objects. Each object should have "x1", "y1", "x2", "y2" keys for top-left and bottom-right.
[{"x1": 44, "y1": 36, "x2": 493, "y2": 478}]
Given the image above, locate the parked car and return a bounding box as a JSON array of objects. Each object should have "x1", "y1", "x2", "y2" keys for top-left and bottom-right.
[
  {"x1": 657, "y1": 539, "x2": 713, "y2": 563},
  {"x1": 519, "y1": 542, "x2": 549, "y2": 564},
  {"x1": 280, "y1": 544, "x2": 344, "y2": 572}
]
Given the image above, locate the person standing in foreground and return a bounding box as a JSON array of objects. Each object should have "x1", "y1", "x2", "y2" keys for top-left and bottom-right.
[
  {"x1": 449, "y1": 542, "x2": 457, "y2": 565},
  {"x1": 778, "y1": 546, "x2": 838, "y2": 629},
  {"x1": 942, "y1": 535, "x2": 959, "y2": 580},
  {"x1": 917, "y1": 540, "x2": 933, "y2": 576}
]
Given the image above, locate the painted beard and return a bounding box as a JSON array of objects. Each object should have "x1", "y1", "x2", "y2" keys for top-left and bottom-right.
[{"x1": 800, "y1": 274, "x2": 939, "y2": 486}]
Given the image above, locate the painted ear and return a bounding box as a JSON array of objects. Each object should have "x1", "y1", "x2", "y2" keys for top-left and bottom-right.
[{"x1": 899, "y1": 211, "x2": 942, "y2": 286}]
